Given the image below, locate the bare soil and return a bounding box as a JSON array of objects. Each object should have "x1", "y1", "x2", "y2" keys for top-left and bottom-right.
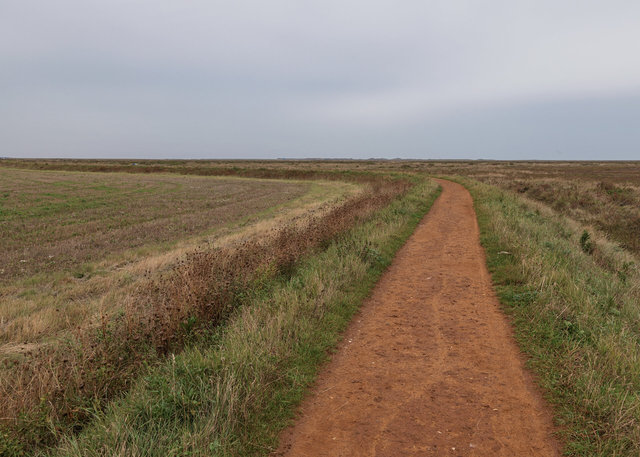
[{"x1": 274, "y1": 179, "x2": 560, "y2": 456}]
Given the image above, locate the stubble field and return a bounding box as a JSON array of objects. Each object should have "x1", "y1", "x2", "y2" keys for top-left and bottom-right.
[
  {"x1": 1, "y1": 169, "x2": 326, "y2": 346},
  {"x1": 1, "y1": 168, "x2": 312, "y2": 280}
]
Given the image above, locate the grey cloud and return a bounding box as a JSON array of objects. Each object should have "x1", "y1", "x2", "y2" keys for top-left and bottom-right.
[{"x1": 1, "y1": 1, "x2": 639, "y2": 159}]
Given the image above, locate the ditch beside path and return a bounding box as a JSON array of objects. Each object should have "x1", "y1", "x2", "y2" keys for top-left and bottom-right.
[{"x1": 274, "y1": 179, "x2": 560, "y2": 456}]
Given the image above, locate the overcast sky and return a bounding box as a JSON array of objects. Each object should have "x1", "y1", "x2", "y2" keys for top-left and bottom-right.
[{"x1": 2, "y1": 1, "x2": 639, "y2": 159}]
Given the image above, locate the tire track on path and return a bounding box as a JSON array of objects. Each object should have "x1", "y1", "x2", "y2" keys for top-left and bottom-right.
[{"x1": 274, "y1": 179, "x2": 559, "y2": 456}]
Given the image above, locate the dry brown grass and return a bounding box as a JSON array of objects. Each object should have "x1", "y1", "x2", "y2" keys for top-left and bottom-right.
[{"x1": 1, "y1": 170, "x2": 344, "y2": 352}]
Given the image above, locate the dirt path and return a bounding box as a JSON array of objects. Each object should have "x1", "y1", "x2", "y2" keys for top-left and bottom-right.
[{"x1": 274, "y1": 179, "x2": 560, "y2": 456}]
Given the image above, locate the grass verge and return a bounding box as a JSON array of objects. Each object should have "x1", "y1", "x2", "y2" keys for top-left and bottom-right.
[
  {"x1": 45, "y1": 177, "x2": 440, "y2": 457},
  {"x1": 1, "y1": 173, "x2": 404, "y2": 454},
  {"x1": 459, "y1": 177, "x2": 640, "y2": 456}
]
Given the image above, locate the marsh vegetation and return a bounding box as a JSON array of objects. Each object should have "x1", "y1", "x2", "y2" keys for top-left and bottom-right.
[{"x1": 2, "y1": 159, "x2": 640, "y2": 456}]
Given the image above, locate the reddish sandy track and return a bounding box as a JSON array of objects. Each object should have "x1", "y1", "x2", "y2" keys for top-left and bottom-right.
[{"x1": 274, "y1": 179, "x2": 560, "y2": 457}]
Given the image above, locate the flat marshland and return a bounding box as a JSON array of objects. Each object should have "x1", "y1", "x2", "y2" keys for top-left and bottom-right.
[{"x1": 2, "y1": 159, "x2": 640, "y2": 456}]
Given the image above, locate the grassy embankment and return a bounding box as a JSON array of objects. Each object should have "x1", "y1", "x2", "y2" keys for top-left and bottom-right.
[
  {"x1": 461, "y1": 178, "x2": 640, "y2": 456},
  {"x1": 44, "y1": 176, "x2": 440, "y2": 456},
  {"x1": 0, "y1": 168, "x2": 359, "y2": 454},
  {"x1": 474, "y1": 173, "x2": 640, "y2": 257}
]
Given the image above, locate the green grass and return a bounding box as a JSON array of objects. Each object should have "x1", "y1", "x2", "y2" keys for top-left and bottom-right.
[
  {"x1": 46, "y1": 178, "x2": 440, "y2": 457},
  {"x1": 458, "y1": 177, "x2": 640, "y2": 456}
]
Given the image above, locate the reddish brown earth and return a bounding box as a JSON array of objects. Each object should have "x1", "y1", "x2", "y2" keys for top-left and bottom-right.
[{"x1": 274, "y1": 179, "x2": 560, "y2": 457}]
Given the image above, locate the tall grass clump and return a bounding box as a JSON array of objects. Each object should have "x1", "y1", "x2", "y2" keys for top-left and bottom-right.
[
  {"x1": 44, "y1": 178, "x2": 440, "y2": 456},
  {"x1": 461, "y1": 178, "x2": 640, "y2": 456}
]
